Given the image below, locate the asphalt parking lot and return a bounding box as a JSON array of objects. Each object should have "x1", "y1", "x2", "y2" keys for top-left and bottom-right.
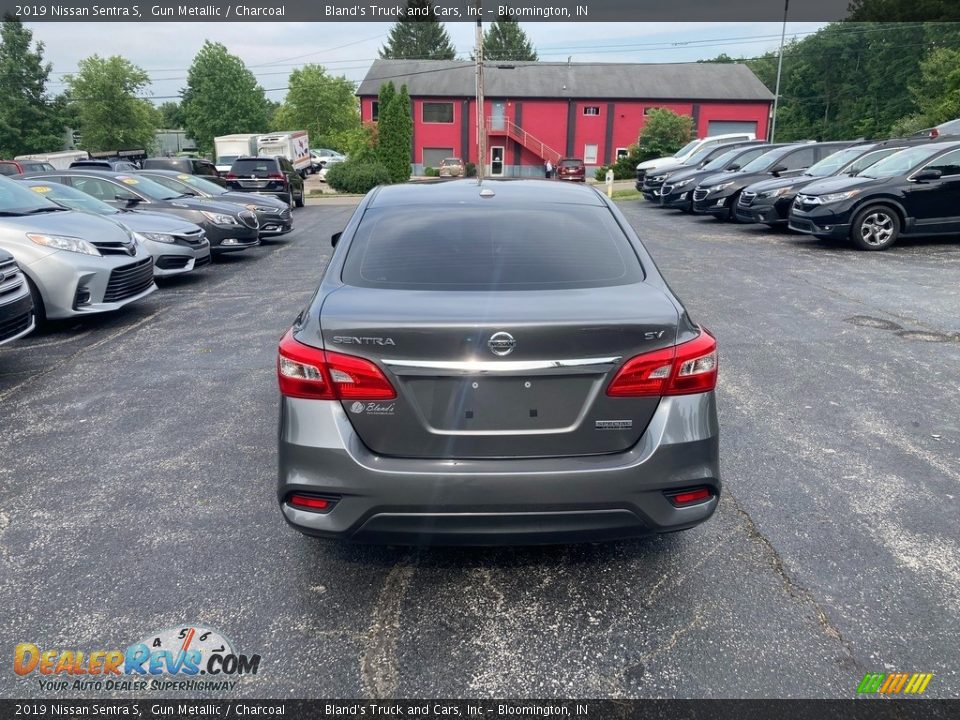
[{"x1": 1, "y1": 196, "x2": 958, "y2": 699}]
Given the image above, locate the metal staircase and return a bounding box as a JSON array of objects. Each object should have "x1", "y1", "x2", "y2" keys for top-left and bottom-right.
[{"x1": 488, "y1": 117, "x2": 562, "y2": 165}]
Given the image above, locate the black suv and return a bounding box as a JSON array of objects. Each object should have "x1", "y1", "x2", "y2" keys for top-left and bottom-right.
[
  {"x1": 736, "y1": 139, "x2": 931, "y2": 227},
  {"x1": 788, "y1": 140, "x2": 960, "y2": 250},
  {"x1": 658, "y1": 144, "x2": 777, "y2": 212},
  {"x1": 226, "y1": 156, "x2": 304, "y2": 208},
  {"x1": 640, "y1": 141, "x2": 764, "y2": 201},
  {"x1": 693, "y1": 142, "x2": 853, "y2": 220}
]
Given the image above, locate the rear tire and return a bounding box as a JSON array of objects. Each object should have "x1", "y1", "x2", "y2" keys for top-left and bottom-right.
[
  {"x1": 294, "y1": 189, "x2": 305, "y2": 208},
  {"x1": 851, "y1": 205, "x2": 900, "y2": 251}
]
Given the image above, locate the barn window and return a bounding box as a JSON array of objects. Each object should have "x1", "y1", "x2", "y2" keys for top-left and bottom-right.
[{"x1": 423, "y1": 103, "x2": 454, "y2": 123}]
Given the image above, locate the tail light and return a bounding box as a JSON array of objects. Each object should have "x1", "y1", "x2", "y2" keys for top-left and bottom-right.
[
  {"x1": 225, "y1": 173, "x2": 237, "y2": 180},
  {"x1": 930, "y1": 128, "x2": 939, "y2": 139},
  {"x1": 278, "y1": 329, "x2": 396, "y2": 400},
  {"x1": 268, "y1": 173, "x2": 285, "y2": 181},
  {"x1": 606, "y1": 328, "x2": 717, "y2": 397},
  {"x1": 665, "y1": 487, "x2": 714, "y2": 507},
  {"x1": 287, "y1": 493, "x2": 339, "y2": 513}
]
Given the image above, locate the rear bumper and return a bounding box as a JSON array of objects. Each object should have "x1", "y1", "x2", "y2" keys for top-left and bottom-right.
[{"x1": 277, "y1": 392, "x2": 721, "y2": 545}]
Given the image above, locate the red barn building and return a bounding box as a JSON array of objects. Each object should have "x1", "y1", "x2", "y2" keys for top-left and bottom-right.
[{"x1": 358, "y1": 59, "x2": 775, "y2": 176}]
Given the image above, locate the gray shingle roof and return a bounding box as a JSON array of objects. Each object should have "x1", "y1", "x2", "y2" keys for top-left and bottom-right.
[{"x1": 358, "y1": 59, "x2": 774, "y2": 102}]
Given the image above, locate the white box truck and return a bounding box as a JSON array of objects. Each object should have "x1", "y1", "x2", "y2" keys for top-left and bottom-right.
[
  {"x1": 257, "y1": 131, "x2": 311, "y2": 176},
  {"x1": 213, "y1": 134, "x2": 260, "y2": 174},
  {"x1": 15, "y1": 150, "x2": 89, "y2": 170}
]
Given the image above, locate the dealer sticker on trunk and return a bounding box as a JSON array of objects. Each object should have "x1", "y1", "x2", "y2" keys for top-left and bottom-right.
[{"x1": 595, "y1": 420, "x2": 633, "y2": 430}]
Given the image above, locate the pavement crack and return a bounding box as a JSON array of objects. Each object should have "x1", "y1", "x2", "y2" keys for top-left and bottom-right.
[
  {"x1": 359, "y1": 558, "x2": 416, "y2": 699},
  {"x1": 725, "y1": 489, "x2": 865, "y2": 671}
]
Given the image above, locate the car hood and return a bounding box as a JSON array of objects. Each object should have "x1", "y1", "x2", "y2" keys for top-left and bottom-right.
[
  {"x1": 115, "y1": 210, "x2": 203, "y2": 234},
  {"x1": 161, "y1": 197, "x2": 245, "y2": 215},
  {"x1": 664, "y1": 166, "x2": 729, "y2": 184},
  {"x1": 217, "y1": 192, "x2": 288, "y2": 209},
  {"x1": 0, "y1": 209, "x2": 132, "y2": 243},
  {"x1": 745, "y1": 174, "x2": 818, "y2": 194},
  {"x1": 800, "y1": 175, "x2": 882, "y2": 196},
  {"x1": 637, "y1": 156, "x2": 682, "y2": 172}
]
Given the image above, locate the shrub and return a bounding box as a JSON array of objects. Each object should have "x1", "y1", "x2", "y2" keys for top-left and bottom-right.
[
  {"x1": 637, "y1": 108, "x2": 693, "y2": 162},
  {"x1": 325, "y1": 160, "x2": 391, "y2": 194},
  {"x1": 465, "y1": 162, "x2": 477, "y2": 177},
  {"x1": 424, "y1": 167, "x2": 438, "y2": 177}
]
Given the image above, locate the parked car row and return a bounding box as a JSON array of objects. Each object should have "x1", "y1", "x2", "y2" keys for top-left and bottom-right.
[
  {"x1": 644, "y1": 134, "x2": 960, "y2": 251},
  {"x1": 0, "y1": 165, "x2": 300, "y2": 346}
]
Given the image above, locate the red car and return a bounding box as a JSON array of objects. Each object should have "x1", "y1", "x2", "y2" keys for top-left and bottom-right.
[{"x1": 556, "y1": 157, "x2": 586, "y2": 182}]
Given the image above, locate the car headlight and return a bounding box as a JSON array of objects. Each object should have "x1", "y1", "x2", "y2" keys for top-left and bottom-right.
[
  {"x1": 768, "y1": 186, "x2": 795, "y2": 198},
  {"x1": 816, "y1": 190, "x2": 861, "y2": 204},
  {"x1": 651, "y1": 175, "x2": 666, "y2": 182},
  {"x1": 245, "y1": 204, "x2": 274, "y2": 213},
  {"x1": 201, "y1": 211, "x2": 238, "y2": 226},
  {"x1": 27, "y1": 233, "x2": 101, "y2": 256},
  {"x1": 673, "y1": 178, "x2": 693, "y2": 188},
  {"x1": 710, "y1": 181, "x2": 735, "y2": 193},
  {"x1": 133, "y1": 231, "x2": 175, "y2": 245}
]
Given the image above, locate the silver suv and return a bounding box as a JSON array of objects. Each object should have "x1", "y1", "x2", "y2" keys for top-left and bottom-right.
[{"x1": 0, "y1": 176, "x2": 156, "y2": 321}]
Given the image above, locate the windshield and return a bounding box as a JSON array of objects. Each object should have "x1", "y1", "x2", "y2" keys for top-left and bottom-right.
[
  {"x1": 701, "y1": 147, "x2": 747, "y2": 172},
  {"x1": 858, "y1": 145, "x2": 942, "y2": 179},
  {"x1": 0, "y1": 176, "x2": 63, "y2": 214},
  {"x1": 108, "y1": 174, "x2": 185, "y2": 200},
  {"x1": 673, "y1": 140, "x2": 700, "y2": 158},
  {"x1": 217, "y1": 155, "x2": 238, "y2": 166},
  {"x1": 739, "y1": 147, "x2": 791, "y2": 173},
  {"x1": 26, "y1": 182, "x2": 117, "y2": 215},
  {"x1": 805, "y1": 147, "x2": 871, "y2": 177},
  {"x1": 344, "y1": 205, "x2": 643, "y2": 291},
  {"x1": 685, "y1": 145, "x2": 722, "y2": 166}
]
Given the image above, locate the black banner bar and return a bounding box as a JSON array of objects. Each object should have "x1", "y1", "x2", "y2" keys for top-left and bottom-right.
[
  {"x1": 1, "y1": 700, "x2": 959, "y2": 720},
  {"x1": 2, "y1": 0, "x2": 865, "y2": 24}
]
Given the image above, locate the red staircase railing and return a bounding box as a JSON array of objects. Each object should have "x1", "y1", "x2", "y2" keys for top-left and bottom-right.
[{"x1": 488, "y1": 117, "x2": 562, "y2": 165}]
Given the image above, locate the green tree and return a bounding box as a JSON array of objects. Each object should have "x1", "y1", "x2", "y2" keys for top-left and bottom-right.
[
  {"x1": 0, "y1": 18, "x2": 64, "y2": 156},
  {"x1": 481, "y1": 17, "x2": 537, "y2": 61},
  {"x1": 376, "y1": 82, "x2": 412, "y2": 182},
  {"x1": 379, "y1": 1, "x2": 456, "y2": 59},
  {"x1": 848, "y1": 0, "x2": 960, "y2": 21},
  {"x1": 64, "y1": 55, "x2": 157, "y2": 151},
  {"x1": 181, "y1": 41, "x2": 270, "y2": 154},
  {"x1": 908, "y1": 46, "x2": 960, "y2": 125},
  {"x1": 271, "y1": 64, "x2": 359, "y2": 147},
  {"x1": 636, "y1": 108, "x2": 693, "y2": 161},
  {"x1": 157, "y1": 101, "x2": 185, "y2": 129}
]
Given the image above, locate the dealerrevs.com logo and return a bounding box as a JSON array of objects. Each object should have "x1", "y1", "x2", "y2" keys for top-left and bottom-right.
[{"x1": 14, "y1": 625, "x2": 261, "y2": 692}]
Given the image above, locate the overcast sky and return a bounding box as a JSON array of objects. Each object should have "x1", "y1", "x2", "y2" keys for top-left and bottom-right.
[{"x1": 26, "y1": 21, "x2": 828, "y2": 103}]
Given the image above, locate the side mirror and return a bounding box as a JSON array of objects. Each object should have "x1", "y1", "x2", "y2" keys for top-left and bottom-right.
[
  {"x1": 770, "y1": 164, "x2": 788, "y2": 176},
  {"x1": 727, "y1": 164, "x2": 740, "y2": 171},
  {"x1": 331, "y1": 231, "x2": 342, "y2": 248},
  {"x1": 912, "y1": 169, "x2": 942, "y2": 182},
  {"x1": 120, "y1": 196, "x2": 141, "y2": 207}
]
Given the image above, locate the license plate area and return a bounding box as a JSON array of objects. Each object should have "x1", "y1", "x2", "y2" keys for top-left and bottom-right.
[{"x1": 404, "y1": 375, "x2": 596, "y2": 432}]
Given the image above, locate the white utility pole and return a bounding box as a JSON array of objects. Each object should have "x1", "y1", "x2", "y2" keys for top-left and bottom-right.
[
  {"x1": 770, "y1": 0, "x2": 789, "y2": 143},
  {"x1": 475, "y1": 1, "x2": 485, "y2": 182}
]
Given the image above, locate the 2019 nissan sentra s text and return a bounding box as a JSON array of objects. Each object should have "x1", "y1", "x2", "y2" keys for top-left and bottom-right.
[{"x1": 276, "y1": 180, "x2": 720, "y2": 545}]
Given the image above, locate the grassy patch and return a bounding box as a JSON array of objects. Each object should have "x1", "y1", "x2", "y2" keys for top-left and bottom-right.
[{"x1": 611, "y1": 189, "x2": 643, "y2": 201}]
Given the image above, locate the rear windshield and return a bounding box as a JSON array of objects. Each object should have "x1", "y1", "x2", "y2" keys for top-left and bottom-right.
[
  {"x1": 342, "y1": 205, "x2": 643, "y2": 291},
  {"x1": 230, "y1": 159, "x2": 278, "y2": 176},
  {"x1": 559, "y1": 160, "x2": 582, "y2": 167}
]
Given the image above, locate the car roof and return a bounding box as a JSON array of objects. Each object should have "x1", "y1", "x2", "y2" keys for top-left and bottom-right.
[
  {"x1": 368, "y1": 179, "x2": 605, "y2": 208},
  {"x1": 30, "y1": 169, "x2": 137, "y2": 178},
  {"x1": 134, "y1": 168, "x2": 194, "y2": 177}
]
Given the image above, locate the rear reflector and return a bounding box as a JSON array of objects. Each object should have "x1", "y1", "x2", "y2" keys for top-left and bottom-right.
[
  {"x1": 288, "y1": 493, "x2": 338, "y2": 512},
  {"x1": 278, "y1": 329, "x2": 396, "y2": 401},
  {"x1": 666, "y1": 487, "x2": 713, "y2": 507},
  {"x1": 606, "y1": 327, "x2": 718, "y2": 397}
]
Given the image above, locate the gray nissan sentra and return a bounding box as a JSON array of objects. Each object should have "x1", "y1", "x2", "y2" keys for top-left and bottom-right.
[{"x1": 277, "y1": 180, "x2": 720, "y2": 545}]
